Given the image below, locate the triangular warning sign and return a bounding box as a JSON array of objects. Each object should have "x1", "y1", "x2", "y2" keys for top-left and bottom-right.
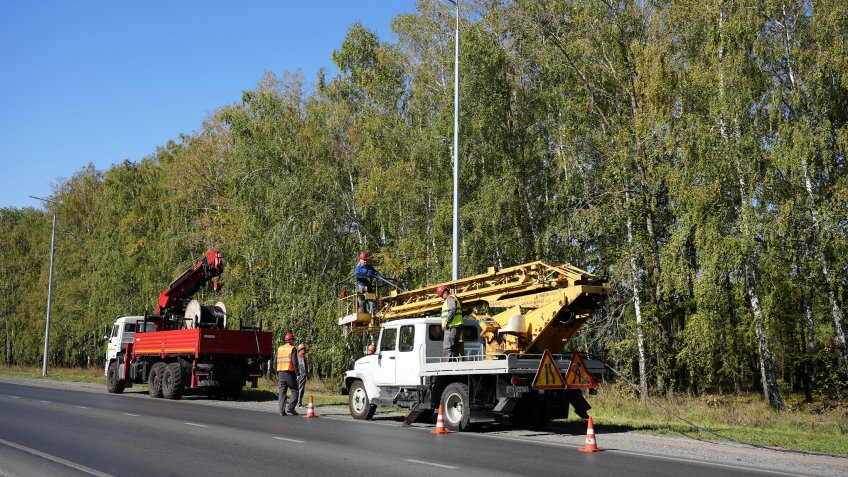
[
  {"x1": 532, "y1": 350, "x2": 566, "y2": 390},
  {"x1": 564, "y1": 351, "x2": 597, "y2": 389}
]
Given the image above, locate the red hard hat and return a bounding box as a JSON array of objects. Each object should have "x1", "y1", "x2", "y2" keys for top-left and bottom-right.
[
  {"x1": 359, "y1": 252, "x2": 368, "y2": 260},
  {"x1": 284, "y1": 332, "x2": 294, "y2": 341},
  {"x1": 435, "y1": 285, "x2": 448, "y2": 297}
]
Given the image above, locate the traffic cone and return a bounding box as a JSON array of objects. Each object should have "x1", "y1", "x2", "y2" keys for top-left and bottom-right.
[
  {"x1": 303, "y1": 394, "x2": 318, "y2": 418},
  {"x1": 578, "y1": 416, "x2": 603, "y2": 452},
  {"x1": 431, "y1": 404, "x2": 450, "y2": 434}
]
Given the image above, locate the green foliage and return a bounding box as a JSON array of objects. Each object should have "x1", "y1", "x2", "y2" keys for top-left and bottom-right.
[{"x1": 1, "y1": 0, "x2": 846, "y2": 402}]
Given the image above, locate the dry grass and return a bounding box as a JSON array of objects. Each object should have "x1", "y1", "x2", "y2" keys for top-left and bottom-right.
[{"x1": 588, "y1": 383, "x2": 848, "y2": 455}]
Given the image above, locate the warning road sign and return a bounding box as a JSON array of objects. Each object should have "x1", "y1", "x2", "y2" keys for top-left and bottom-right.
[
  {"x1": 564, "y1": 351, "x2": 597, "y2": 389},
  {"x1": 531, "y1": 350, "x2": 566, "y2": 390}
]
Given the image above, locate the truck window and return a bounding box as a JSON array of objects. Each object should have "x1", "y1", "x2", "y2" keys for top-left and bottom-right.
[
  {"x1": 124, "y1": 323, "x2": 136, "y2": 333},
  {"x1": 428, "y1": 324, "x2": 443, "y2": 341},
  {"x1": 461, "y1": 326, "x2": 478, "y2": 341},
  {"x1": 380, "y1": 328, "x2": 397, "y2": 352},
  {"x1": 399, "y1": 325, "x2": 414, "y2": 352},
  {"x1": 111, "y1": 325, "x2": 119, "y2": 338}
]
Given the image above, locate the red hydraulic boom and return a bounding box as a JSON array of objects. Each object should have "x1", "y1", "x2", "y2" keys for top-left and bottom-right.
[{"x1": 157, "y1": 249, "x2": 224, "y2": 318}]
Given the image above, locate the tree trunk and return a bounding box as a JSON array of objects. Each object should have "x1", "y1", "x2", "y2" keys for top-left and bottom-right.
[{"x1": 627, "y1": 205, "x2": 649, "y2": 399}]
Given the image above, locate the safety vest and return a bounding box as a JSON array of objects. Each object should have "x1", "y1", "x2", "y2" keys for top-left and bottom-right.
[
  {"x1": 441, "y1": 296, "x2": 464, "y2": 328},
  {"x1": 276, "y1": 344, "x2": 295, "y2": 371}
]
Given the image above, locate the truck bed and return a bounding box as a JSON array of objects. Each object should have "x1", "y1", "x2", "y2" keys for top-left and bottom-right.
[
  {"x1": 131, "y1": 329, "x2": 273, "y2": 358},
  {"x1": 420, "y1": 352, "x2": 604, "y2": 377}
]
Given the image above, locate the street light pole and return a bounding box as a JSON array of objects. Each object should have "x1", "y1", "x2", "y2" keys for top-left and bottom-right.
[
  {"x1": 448, "y1": 0, "x2": 460, "y2": 281},
  {"x1": 30, "y1": 195, "x2": 56, "y2": 377}
]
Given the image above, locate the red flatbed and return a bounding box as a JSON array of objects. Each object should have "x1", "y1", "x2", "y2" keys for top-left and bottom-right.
[{"x1": 132, "y1": 329, "x2": 273, "y2": 358}]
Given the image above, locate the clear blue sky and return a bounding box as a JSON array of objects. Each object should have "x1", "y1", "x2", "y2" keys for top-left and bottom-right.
[{"x1": 0, "y1": 1, "x2": 419, "y2": 209}]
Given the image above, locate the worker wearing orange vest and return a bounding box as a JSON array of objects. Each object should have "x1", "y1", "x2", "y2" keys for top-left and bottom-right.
[{"x1": 276, "y1": 332, "x2": 300, "y2": 416}]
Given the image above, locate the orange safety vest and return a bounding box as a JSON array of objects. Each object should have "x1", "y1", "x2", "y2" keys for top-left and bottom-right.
[{"x1": 276, "y1": 344, "x2": 295, "y2": 371}]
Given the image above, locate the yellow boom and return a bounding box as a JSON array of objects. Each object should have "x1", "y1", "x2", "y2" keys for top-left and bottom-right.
[{"x1": 338, "y1": 261, "x2": 610, "y2": 356}]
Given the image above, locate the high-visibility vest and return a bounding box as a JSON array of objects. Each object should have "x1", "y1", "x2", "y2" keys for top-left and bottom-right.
[
  {"x1": 441, "y1": 296, "x2": 464, "y2": 328},
  {"x1": 276, "y1": 344, "x2": 295, "y2": 371}
]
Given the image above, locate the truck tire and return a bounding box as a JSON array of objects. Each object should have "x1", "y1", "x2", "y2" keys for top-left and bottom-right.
[
  {"x1": 162, "y1": 362, "x2": 183, "y2": 400},
  {"x1": 441, "y1": 382, "x2": 470, "y2": 431},
  {"x1": 148, "y1": 362, "x2": 165, "y2": 398},
  {"x1": 348, "y1": 380, "x2": 376, "y2": 420},
  {"x1": 106, "y1": 361, "x2": 125, "y2": 394}
]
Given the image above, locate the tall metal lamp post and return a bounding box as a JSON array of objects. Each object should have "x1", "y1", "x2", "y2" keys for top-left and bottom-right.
[
  {"x1": 447, "y1": 0, "x2": 460, "y2": 281},
  {"x1": 30, "y1": 195, "x2": 57, "y2": 377}
]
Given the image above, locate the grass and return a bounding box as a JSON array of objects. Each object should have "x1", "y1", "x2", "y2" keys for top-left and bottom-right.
[
  {"x1": 583, "y1": 383, "x2": 848, "y2": 456},
  {"x1": 2, "y1": 366, "x2": 846, "y2": 455}
]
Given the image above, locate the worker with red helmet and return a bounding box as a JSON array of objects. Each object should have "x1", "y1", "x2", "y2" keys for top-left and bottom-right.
[
  {"x1": 354, "y1": 252, "x2": 386, "y2": 314},
  {"x1": 275, "y1": 332, "x2": 300, "y2": 415},
  {"x1": 437, "y1": 285, "x2": 464, "y2": 360}
]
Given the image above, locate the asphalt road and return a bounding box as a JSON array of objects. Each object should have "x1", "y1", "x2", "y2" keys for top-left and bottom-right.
[{"x1": 0, "y1": 381, "x2": 815, "y2": 477}]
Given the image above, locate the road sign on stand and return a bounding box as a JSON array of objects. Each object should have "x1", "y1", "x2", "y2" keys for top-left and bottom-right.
[
  {"x1": 564, "y1": 351, "x2": 597, "y2": 389},
  {"x1": 532, "y1": 349, "x2": 566, "y2": 390}
]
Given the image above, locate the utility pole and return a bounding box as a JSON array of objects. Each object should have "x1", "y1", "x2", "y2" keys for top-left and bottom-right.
[
  {"x1": 30, "y1": 195, "x2": 57, "y2": 377},
  {"x1": 448, "y1": 0, "x2": 460, "y2": 281}
]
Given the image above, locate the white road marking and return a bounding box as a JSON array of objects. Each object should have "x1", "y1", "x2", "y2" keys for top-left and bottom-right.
[
  {"x1": 10, "y1": 396, "x2": 20, "y2": 399},
  {"x1": 76, "y1": 405, "x2": 90, "y2": 409},
  {"x1": 184, "y1": 422, "x2": 207, "y2": 428},
  {"x1": 272, "y1": 437, "x2": 305, "y2": 443},
  {"x1": 0, "y1": 437, "x2": 114, "y2": 477},
  {"x1": 405, "y1": 459, "x2": 458, "y2": 469},
  {"x1": 121, "y1": 413, "x2": 139, "y2": 417},
  {"x1": 38, "y1": 400, "x2": 50, "y2": 403}
]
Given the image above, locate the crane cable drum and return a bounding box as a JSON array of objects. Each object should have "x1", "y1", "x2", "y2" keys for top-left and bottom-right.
[{"x1": 183, "y1": 300, "x2": 228, "y2": 329}]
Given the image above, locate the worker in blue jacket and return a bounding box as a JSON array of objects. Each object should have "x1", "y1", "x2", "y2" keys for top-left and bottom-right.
[{"x1": 354, "y1": 252, "x2": 385, "y2": 314}]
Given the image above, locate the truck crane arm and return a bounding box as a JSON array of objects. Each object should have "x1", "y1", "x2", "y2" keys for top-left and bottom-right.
[
  {"x1": 156, "y1": 249, "x2": 224, "y2": 318},
  {"x1": 338, "y1": 260, "x2": 610, "y2": 356}
]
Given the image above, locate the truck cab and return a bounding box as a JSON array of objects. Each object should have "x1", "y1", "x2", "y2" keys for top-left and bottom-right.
[{"x1": 104, "y1": 316, "x2": 157, "y2": 376}]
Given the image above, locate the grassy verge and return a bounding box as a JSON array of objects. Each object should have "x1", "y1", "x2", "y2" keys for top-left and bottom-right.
[
  {"x1": 2, "y1": 366, "x2": 845, "y2": 455},
  {"x1": 582, "y1": 383, "x2": 848, "y2": 456}
]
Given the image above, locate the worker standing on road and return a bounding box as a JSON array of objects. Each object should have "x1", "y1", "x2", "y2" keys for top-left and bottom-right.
[
  {"x1": 354, "y1": 252, "x2": 386, "y2": 314},
  {"x1": 275, "y1": 332, "x2": 300, "y2": 416},
  {"x1": 296, "y1": 343, "x2": 308, "y2": 408},
  {"x1": 437, "y1": 285, "x2": 463, "y2": 360}
]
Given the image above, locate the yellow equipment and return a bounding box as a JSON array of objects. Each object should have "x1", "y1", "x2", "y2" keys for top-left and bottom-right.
[{"x1": 338, "y1": 261, "x2": 611, "y2": 356}]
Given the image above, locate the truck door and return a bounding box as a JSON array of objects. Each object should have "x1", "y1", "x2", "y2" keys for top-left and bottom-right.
[
  {"x1": 394, "y1": 324, "x2": 419, "y2": 386},
  {"x1": 374, "y1": 326, "x2": 398, "y2": 385}
]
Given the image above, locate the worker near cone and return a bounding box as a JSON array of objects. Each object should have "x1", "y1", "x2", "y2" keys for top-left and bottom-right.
[
  {"x1": 296, "y1": 343, "x2": 308, "y2": 408},
  {"x1": 275, "y1": 332, "x2": 300, "y2": 416},
  {"x1": 354, "y1": 252, "x2": 386, "y2": 314},
  {"x1": 437, "y1": 285, "x2": 463, "y2": 360}
]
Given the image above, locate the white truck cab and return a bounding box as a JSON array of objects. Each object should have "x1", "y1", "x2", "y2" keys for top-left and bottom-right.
[{"x1": 104, "y1": 316, "x2": 156, "y2": 376}]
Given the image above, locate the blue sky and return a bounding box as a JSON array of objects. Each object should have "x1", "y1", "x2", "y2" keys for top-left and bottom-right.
[{"x1": 0, "y1": 1, "x2": 419, "y2": 208}]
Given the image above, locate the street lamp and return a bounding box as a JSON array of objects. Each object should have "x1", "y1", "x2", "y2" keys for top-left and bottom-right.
[
  {"x1": 29, "y1": 195, "x2": 57, "y2": 377},
  {"x1": 447, "y1": 0, "x2": 460, "y2": 281}
]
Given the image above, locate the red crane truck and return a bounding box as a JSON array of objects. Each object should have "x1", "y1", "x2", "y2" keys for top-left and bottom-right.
[{"x1": 105, "y1": 250, "x2": 273, "y2": 399}]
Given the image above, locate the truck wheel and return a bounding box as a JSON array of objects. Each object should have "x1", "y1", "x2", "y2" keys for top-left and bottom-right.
[
  {"x1": 441, "y1": 382, "x2": 471, "y2": 431},
  {"x1": 162, "y1": 362, "x2": 183, "y2": 400},
  {"x1": 348, "y1": 380, "x2": 376, "y2": 420},
  {"x1": 106, "y1": 361, "x2": 125, "y2": 394},
  {"x1": 148, "y1": 362, "x2": 165, "y2": 398}
]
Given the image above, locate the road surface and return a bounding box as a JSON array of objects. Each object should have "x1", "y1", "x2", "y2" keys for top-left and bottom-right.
[{"x1": 0, "y1": 380, "x2": 840, "y2": 476}]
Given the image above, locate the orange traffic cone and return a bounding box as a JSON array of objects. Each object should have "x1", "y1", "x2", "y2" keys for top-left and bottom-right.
[
  {"x1": 303, "y1": 394, "x2": 318, "y2": 418},
  {"x1": 578, "y1": 416, "x2": 603, "y2": 452},
  {"x1": 431, "y1": 404, "x2": 450, "y2": 434}
]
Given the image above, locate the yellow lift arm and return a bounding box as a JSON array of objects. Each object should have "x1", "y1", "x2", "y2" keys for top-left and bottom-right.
[{"x1": 338, "y1": 261, "x2": 611, "y2": 356}]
